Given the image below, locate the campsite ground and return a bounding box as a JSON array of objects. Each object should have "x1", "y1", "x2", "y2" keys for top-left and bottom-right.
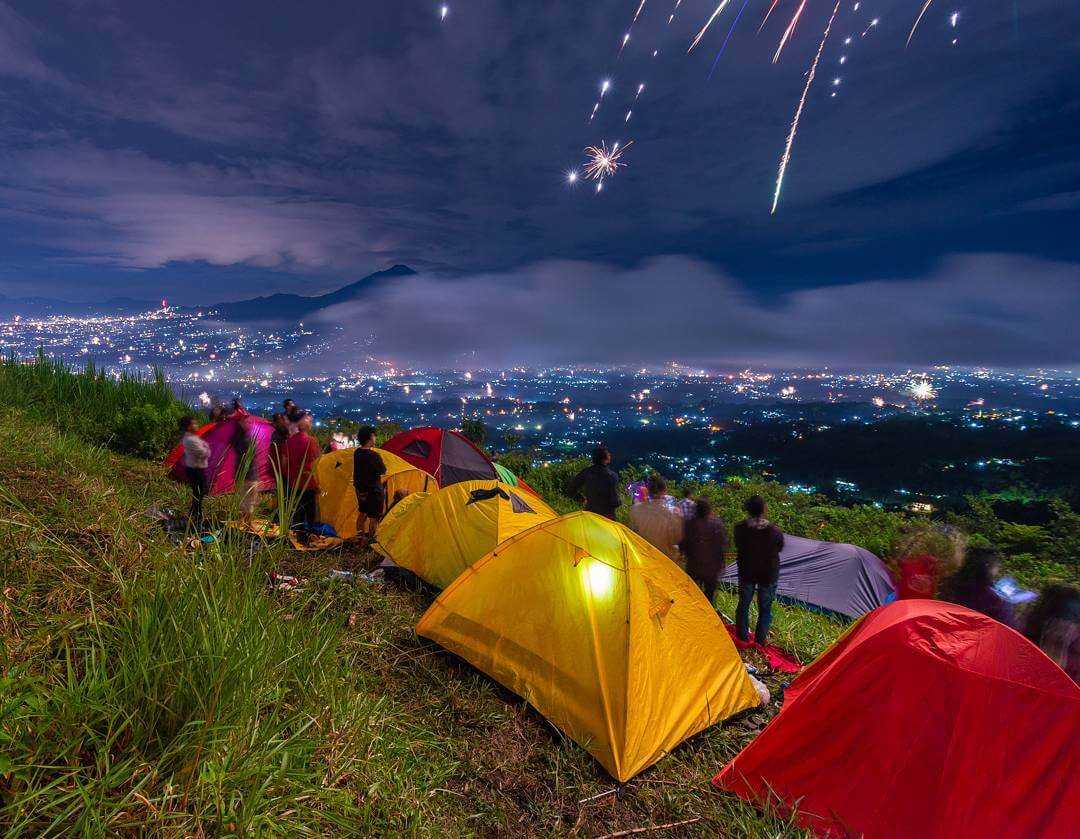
[{"x1": 0, "y1": 409, "x2": 846, "y2": 837}]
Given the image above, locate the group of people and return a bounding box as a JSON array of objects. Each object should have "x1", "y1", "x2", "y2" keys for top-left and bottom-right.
[
  {"x1": 570, "y1": 446, "x2": 1079, "y2": 677},
  {"x1": 178, "y1": 398, "x2": 390, "y2": 540},
  {"x1": 569, "y1": 447, "x2": 783, "y2": 645}
]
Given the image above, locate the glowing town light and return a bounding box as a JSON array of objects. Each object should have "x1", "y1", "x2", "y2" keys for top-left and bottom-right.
[
  {"x1": 872, "y1": 396, "x2": 886, "y2": 408},
  {"x1": 586, "y1": 560, "x2": 617, "y2": 598},
  {"x1": 198, "y1": 392, "x2": 212, "y2": 407}
]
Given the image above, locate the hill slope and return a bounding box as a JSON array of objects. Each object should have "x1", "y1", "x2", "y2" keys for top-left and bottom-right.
[
  {"x1": 0, "y1": 406, "x2": 842, "y2": 836},
  {"x1": 204, "y1": 264, "x2": 416, "y2": 322}
]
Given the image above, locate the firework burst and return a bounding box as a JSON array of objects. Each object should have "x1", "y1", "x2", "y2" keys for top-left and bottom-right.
[{"x1": 583, "y1": 140, "x2": 635, "y2": 180}]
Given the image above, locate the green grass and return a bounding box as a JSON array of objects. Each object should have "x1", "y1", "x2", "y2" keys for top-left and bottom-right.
[{"x1": 0, "y1": 410, "x2": 836, "y2": 836}]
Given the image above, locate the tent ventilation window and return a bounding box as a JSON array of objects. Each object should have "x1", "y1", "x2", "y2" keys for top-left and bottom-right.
[
  {"x1": 402, "y1": 440, "x2": 431, "y2": 458},
  {"x1": 509, "y1": 493, "x2": 535, "y2": 514}
]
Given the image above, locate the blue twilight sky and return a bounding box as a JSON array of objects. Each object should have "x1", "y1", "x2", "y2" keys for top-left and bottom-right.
[{"x1": 0, "y1": 0, "x2": 1078, "y2": 365}]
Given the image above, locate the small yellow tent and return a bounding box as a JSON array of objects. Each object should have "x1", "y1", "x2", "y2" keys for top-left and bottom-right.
[
  {"x1": 316, "y1": 448, "x2": 435, "y2": 540},
  {"x1": 374, "y1": 480, "x2": 556, "y2": 589},
  {"x1": 416, "y1": 511, "x2": 760, "y2": 782}
]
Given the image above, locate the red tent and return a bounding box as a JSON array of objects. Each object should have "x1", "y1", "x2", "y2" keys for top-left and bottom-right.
[
  {"x1": 714, "y1": 600, "x2": 1079, "y2": 838},
  {"x1": 165, "y1": 412, "x2": 276, "y2": 496},
  {"x1": 381, "y1": 427, "x2": 500, "y2": 487}
]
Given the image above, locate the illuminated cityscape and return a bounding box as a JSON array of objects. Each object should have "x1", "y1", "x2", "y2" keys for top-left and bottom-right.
[{"x1": 4, "y1": 305, "x2": 1076, "y2": 509}]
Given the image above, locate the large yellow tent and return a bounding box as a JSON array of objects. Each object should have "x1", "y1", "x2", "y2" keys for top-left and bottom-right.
[
  {"x1": 316, "y1": 448, "x2": 435, "y2": 540},
  {"x1": 374, "y1": 480, "x2": 556, "y2": 589},
  {"x1": 416, "y1": 511, "x2": 761, "y2": 782}
]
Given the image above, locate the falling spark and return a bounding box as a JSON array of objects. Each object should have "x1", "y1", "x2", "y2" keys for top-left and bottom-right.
[
  {"x1": 633, "y1": 0, "x2": 648, "y2": 23},
  {"x1": 635, "y1": 82, "x2": 645, "y2": 99},
  {"x1": 839, "y1": 54, "x2": 847, "y2": 63},
  {"x1": 618, "y1": 32, "x2": 631, "y2": 56},
  {"x1": 596, "y1": 180, "x2": 604, "y2": 193},
  {"x1": 950, "y1": 10, "x2": 959, "y2": 26},
  {"x1": 652, "y1": 48, "x2": 659, "y2": 57},
  {"x1": 625, "y1": 109, "x2": 633, "y2": 121},
  {"x1": 906, "y1": 0, "x2": 935, "y2": 45},
  {"x1": 600, "y1": 79, "x2": 611, "y2": 96},
  {"x1": 688, "y1": 0, "x2": 732, "y2": 53},
  {"x1": 583, "y1": 140, "x2": 635, "y2": 180},
  {"x1": 708, "y1": 0, "x2": 753, "y2": 77},
  {"x1": 757, "y1": 0, "x2": 782, "y2": 34},
  {"x1": 440, "y1": 4, "x2": 448, "y2": 21},
  {"x1": 861, "y1": 17, "x2": 879, "y2": 37},
  {"x1": 566, "y1": 170, "x2": 579, "y2": 185},
  {"x1": 771, "y1": 0, "x2": 841, "y2": 214},
  {"x1": 773, "y1": 0, "x2": 807, "y2": 63}
]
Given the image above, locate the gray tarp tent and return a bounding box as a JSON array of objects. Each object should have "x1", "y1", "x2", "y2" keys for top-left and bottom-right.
[{"x1": 721, "y1": 534, "x2": 895, "y2": 619}]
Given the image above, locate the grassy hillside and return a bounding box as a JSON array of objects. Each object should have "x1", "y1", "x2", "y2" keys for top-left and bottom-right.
[
  {"x1": 0, "y1": 407, "x2": 844, "y2": 836},
  {"x1": 1, "y1": 355, "x2": 1074, "y2": 835}
]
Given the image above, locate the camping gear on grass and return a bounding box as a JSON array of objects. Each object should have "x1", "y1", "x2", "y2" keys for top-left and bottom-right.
[
  {"x1": 714, "y1": 600, "x2": 1080, "y2": 838},
  {"x1": 721, "y1": 533, "x2": 894, "y2": 619},
  {"x1": 417, "y1": 511, "x2": 762, "y2": 782},
  {"x1": 373, "y1": 480, "x2": 556, "y2": 589},
  {"x1": 315, "y1": 447, "x2": 434, "y2": 540}
]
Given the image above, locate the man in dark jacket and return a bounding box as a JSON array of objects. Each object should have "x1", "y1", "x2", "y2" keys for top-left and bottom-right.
[
  {"x1": 568, "y1": 446, "x2": 621, "y2": 520},
  {"x1": 734, "y1": 495, "x2": 785, "y2": 644},
  {"x1": 679, "y1": 498, "x2": 729, "y2": 607}
]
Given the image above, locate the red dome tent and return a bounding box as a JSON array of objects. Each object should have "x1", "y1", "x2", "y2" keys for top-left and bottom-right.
[
  {"x1": 381, "y1": 427, "x2": 512, "y2": 488},
  {"x1": 713, "y1": 600, "x2": 1079, "y2": 838}
]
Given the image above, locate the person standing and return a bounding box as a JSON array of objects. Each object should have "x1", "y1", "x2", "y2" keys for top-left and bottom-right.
[
  {"x1": 283, "y1": 399, "x2": 306, "y2": 436},
  {"x1": 234, "y1": 413, "x2": 261, "y2": 527},
  {"x1": 353, "y1": 426, "x2": 387, "y2": 542},
  {"x1": 1023, "y1": 584, "x2": 1079, "y2": 683},
  {"x1": 568, "y1": 445, "x2": 621, "y2": 520},
  {"x1": 276, "y1": 415, "x2": 321, "y2": 528},
  {"x1": 734, "y1": 495, "x2": 784, "y2": 644},
  {"x1": 629, "y1": 474, "x2": 684, "y2": 563},
  {"x1": 939, "y1": 547, "x2": 1015, "y2": 626},
  {"x1": 679, "y1": 498, "x2": 729, "y2": 607},
  {"x1": 677, "y1": 488, "x2": 697, "y2": 521},
  {"x1": 180, "y1": 416, "x2": 211, "y2": 528}
]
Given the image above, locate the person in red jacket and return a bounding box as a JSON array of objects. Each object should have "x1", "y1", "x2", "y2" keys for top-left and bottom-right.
[{"x1": 272, "y1": 414, "x2": 321, "y2": 528}]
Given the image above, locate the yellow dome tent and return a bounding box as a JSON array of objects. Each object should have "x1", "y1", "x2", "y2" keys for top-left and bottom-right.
[
  {"x1": 316, "y1": 448, "x2": 435, "y2": 540},
  {"x1": 374, "y1": 480, "x2": 556, "y2": 589},
  {"x1": 416, "y1": 511, "x2": 761, "y2": 782}
]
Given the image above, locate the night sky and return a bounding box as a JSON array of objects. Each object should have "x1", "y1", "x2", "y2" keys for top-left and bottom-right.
[{"x1": 1, "y1": 1, "x2": 1078, "y2": 366}]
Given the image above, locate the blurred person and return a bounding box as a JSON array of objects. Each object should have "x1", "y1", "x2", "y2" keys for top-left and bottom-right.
[
  {"x1": 179, "y1": 416, "x2": 211, "y2": 528},
  {"x1": 209, "y1": 404, "x2": 226, "y2": 423},
  {"x1": 568, "y1": 445, "x2": 621, "y2": 520},
  {"x1": 353, "y1": 426, "x2": 387, "y2": 541},
  {"x1": 629, "y1": 473, "x2": 683, "y2": 562},
  {"x1": 270, "y1": 412, "x2": 289, "y2": 452},
  {"x1": 940, "y1": 546, "x2": 1014, "y2": 626},
  {"x1": 894, "y1": 523, "x2": 967, "y2": 600},
  {"x1": 233, "y1": 413, "x2": 261, "y2": 527},
  {"x1": 679, "y1": 498, "x2": 729, "y2": 607},
  {"x1": 734, "y1": 495, "x2": 784, "y2": 644},
  {"x1": 678, "y1": 488, "x2": 696, "y2": 520},
  {"x1": 1023, "y1": 584, "x2": 1079, "y2": 683},
  {"x1": 283, "y1": 399, "x2": 306, "y2": 435},
  {"x1": 274, "y1": 414, "x2": 321, "y2": 529}
]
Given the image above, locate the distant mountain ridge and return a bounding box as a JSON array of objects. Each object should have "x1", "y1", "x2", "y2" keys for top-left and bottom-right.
[
  {"x1": 0, "y1": 265, "x2": 416, "y2": 322},
  {"x1": 201, "y1": 265, "x2": 416, "y2": 322}
]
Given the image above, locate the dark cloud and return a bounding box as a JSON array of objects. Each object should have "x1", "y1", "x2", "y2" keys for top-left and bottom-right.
[
  {"x1": 0, "y1": 0, "x2": 1077, "y2": 366},
  {"x1": 312, "y1": 253, "x2": 1080, "y2": 368}
]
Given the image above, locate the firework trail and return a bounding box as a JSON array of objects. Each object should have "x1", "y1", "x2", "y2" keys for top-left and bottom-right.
[
  {"x1": 583, "y1": 140, "x2": 635, "y2": 180},
  {"x1": 633, "y1": 0, "x2": 648, "y2": 23},
  {"x1": 906, "y1": 0, "x2": 936, "y2": 46},
  {"x1": 707, "y1": 0, "x2": 753, "y2": 78},
  {"x1": 771, "y1": 0, "x2": 841, "y2": 214},
  {"x1": 772, "y1": 0, "x2": 807, "y2": 63},
  {"x1": 618, "y1": 31, "x2": 631, "y2": 56},
  {"x1": 688, "y1": 0, "x2": 732, "y2": 52},
  {"x1": 757, "y1": 0, "x2": 783, "y2": 33}
]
